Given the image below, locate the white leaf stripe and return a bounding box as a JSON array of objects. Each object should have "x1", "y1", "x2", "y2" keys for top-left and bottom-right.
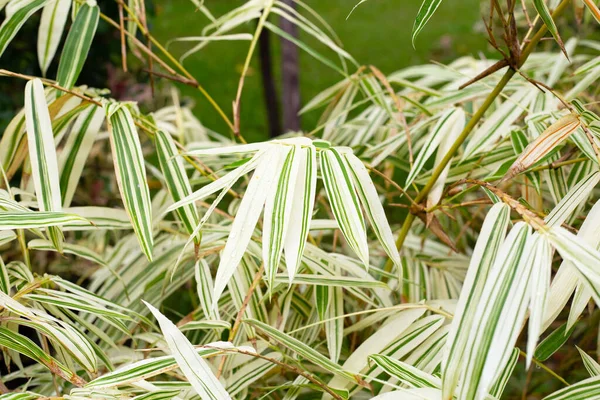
[
  {"x1": 369, "y1": 354, "x2": 441, "y2": 388},
  {"x1": 442, "y1": 203, "x2": 510, "y2": 400},
  {"x1": 155, "y1": 130, "x2": 200, "y2": 242},
  {"x1": 0, "y1": 211, "x2": 86, "y2": 229},
  {"x1": 86, "y1": 347, "x2": 224, "y2": 388},
  {"x1": 58, "y1": 104, "x2": 104, "y2": 207},
  {"x1": 273, "y1": 273, "x2": 389, "y2": 288},
  {"x1": 264, "y1": 145, "x2": 297, "y2": 290},
  {"x1": 457, "y1": 222, "x2": 530, "y2": 400},
  {"x1": 106, "y1": 104, "x2": 154, "y2": 260},
  {"x1": 0, "y1": 0, "x2": 46, "y2": 59},
  {"x1": 543, "y1": 375, "x2": 600, "y2": 400},
  {"x1": 412, "y1": 0, "x2": 443, "y2": 46},
  {"x1": 405, "y1": 107, "x2": 460, "y2": 188},
  {"x1": 344, "y1": 152, "x2": 401, "y2": 269},
  {"x1": 283, "y1": 145, "x2": 317, "y2": 284},
  {"x1": 321, "y1": 148, "x2": 369, "y2": 266},
  {"x1": 37, "y1": 0, "x2": 71, "y2": 75},
  {"x1": 212, "y1": 147, "x2": 281, "y2": 306},
  {"x1": 245, "y1": 318, "x2": 356, "y2": 382},
  {"x1": 24, "y1": 79, "x2": 63, "y2": 251},
  {"x1": 143, "y1": 302, "x2": 231, "y2": 400},
  {"x1": 56, "y1": 2, "x2": 99, "y2": 89},
  {"x1": 166, "y1": 149, "x2": 264, "y2": 212}
]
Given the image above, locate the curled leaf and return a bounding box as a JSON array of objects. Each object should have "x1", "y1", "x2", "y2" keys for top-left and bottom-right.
[{"x1": 502, "y1": 114, "x2": 580, "y2": 182}]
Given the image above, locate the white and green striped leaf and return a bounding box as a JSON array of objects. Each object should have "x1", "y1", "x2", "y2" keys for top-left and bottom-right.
[
  {"x1": 195, "y1": 259, "x2": 219, "y2": 320},
  {"x1": 578, "y1": 347, "x2": 600, "y2": 376},
  {"x1": 412, "y1": 0, "x2": 443, "y2": 47},
  {"x1": 456, "y1": 222, "x2": 531, "y2": 400},
  {"x1": 325, "y1": 285, "x2": 343, "y2": 363},
  {"x1": 442, "y1": 203, "x2": 510, "y2": 399},
  {"x1": 0, "y1": 0, "x2": 47, "y2": 59},
  {"x1": 105, "y1": 103, "x2": 153, "y2": 260},
  {"x1": 245, "y1": 318, "x2": 356, "y2": 382},
  {"x1": 525, "y1": 234, "x2": 552, "y2": 367},
  {"x1": 369, "y1": 354, "x2": 441, "y2": 389},
  {"x1": 543, "y1": 375, "x2": 600, "y2": 400},
  {"x1": 212, "y1": 147, "x2": 282, "y2": 305},
  {"x1": 344, "y1": 152, "x2": 401, "y2": 270},
  {"x1": 56, "y1": 1, "x2": 99, "y2": 89},
  {"x1": 321, "y1": 148, "x2": 369, "y2": 266},
  {"x1": 58, "y1": 104, "x2": 104, "y2": 207},
  {"x1": 283, "y1": 144, "x2": 317, "y2": 284},
  {"x1": 155, "y1": 130, "x2": 200, "y2": 243},
  {"x1": 144, "y1": 302, "x2": 231, "y2": 400},
  {"x1": 533, "y1": 0, "x2": 567, "y2": 57},
  {"x1": 263, "y1": 145, "x2": 299, "y2": 290},
  {"x1": 0, "y1": 211, "x2": 86, "y2": 229},
  {"x1": 37, "y1": 0, "x2": 71, "y2": 75},
  {"x1": 24, "y1": 79, "x2": 64, "y2": 251}
]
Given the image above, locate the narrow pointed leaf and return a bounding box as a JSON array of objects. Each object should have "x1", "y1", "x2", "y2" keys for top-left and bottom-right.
[
  {"x1": 0, "y1": 0, "x2": 46, "y2": 59},
  {"x1": 155, "y1": 130, "x2": 200, "y2": 243},
  {"x1": 442, "y1": 203, "x2": 510, "y2": 400},
  {"x1": 321, "y1": 148, "x2": 369, "y2": 266},
  {"x1": 56, "y1": 1, "x2": 99, "y2": 89},
  {"x1": 105, "y1": 103, "x2": 154, "y2": 260},
  {"x1": 212, "y1": 147, "x2": 281, "y2": 305},
  {"x1": 25, "y1": 79, "x2": 64, "y2": 251},
  {"x1": 58, "y1": 104, "x2": 104, "y2": 207},
  {"x1": 144, "y1": 302, "x2": 231, "y2": 400},
  {"x1": 412, "y1": 0, "x2": 443, "y2": 47},
  {"x1": 37, "y1": 0, "x2": 71, "y2": 75},
  {"x1": 283, "y1": 145, "x2": 317, "y2": 283},
  {"x1": 344, "y1": 152, "x2": 401, "y2": 269}
]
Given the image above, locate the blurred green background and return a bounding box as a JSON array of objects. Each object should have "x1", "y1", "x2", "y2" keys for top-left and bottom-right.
[{"x1": 151, "y1": 0, "x2": 488, "y2": 142}]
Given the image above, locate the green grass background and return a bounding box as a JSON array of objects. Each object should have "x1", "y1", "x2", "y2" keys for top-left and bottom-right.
[{"x1": 151, "y1": 0, "x2": 488, "y2": 142}]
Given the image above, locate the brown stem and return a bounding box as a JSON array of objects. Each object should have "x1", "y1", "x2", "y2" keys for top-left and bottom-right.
[{"x1": 216, "y1": 263, "x2": 265, "y2": 378}]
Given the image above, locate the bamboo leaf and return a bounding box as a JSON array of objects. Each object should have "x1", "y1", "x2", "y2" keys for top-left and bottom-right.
[
  {"x1": 105, "y1": 103, "x2": 154, "y2": 260},
  {"x1": 543, "y1": 375, "x2": 600, "y2": 399},
  {"x1": 24, "y1": 79, "x2": 64, "y2": 251},
  {"x1": 212, "y1": 147, "x2": 282, "y2": 305},
  {"x1": 503, "y1": 114, "x2": 580, "y2": 182},
  {"x1": 578, "y1": 347, "x2": 600, "y2": 376},
  {"x1": 321, "y1": 148, "x2": 369, "y2": 266},
  {"x1": 58, "y1": 105, "x2": 104, "y2": 207},
  {"x1": 143, "y1": 302, "x2": 231, "y2": 400},
  {"x1": 412, "y1": 0, "x2": 443, "y2": 47},
  {"x1": 0, "y1": 0, "x2": 46, "y2": 59},
  {"x1": 369, "y1": 354, "x2": 441, "y2": 388},
  {"x1": 155, "y1": 130, "x2": 200, "y2": 243},
  {"x1": 56, "y1": 1, "x2": 99, "y2": 89},
  {"x1": 283, "y1": 145, "x2": 317, "y2": 283},
  {"x1": 263, "y1": 145, "x2": 299, "y2": 290},
  {"x1": 37, "y1": 0, "x2": 71, "y2": 75},
  {"x1": 245, "y1": 318, "x2": 356, "y2": 382},
  {"x1": 533, "y1": 0, "x2": 568, "y2": 57},
  {"x1": 456, "y1": 222, "x2": 531, "y2": 400},
  {"x1": 442, "y1": 203, "x2": 511, "y2": 400},
  {"x1": 344, "y1": 152, "x2": 401, "y2": 270}
]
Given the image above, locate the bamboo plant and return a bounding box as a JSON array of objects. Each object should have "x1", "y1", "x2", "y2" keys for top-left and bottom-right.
[{"x1": 0, "y1": 0, "x2": 599, "y2": 399}]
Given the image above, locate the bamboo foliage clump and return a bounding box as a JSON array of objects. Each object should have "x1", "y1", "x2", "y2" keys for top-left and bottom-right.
[{"x1": 0, "y1": 0, "x2": 600, "y2": 399}]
